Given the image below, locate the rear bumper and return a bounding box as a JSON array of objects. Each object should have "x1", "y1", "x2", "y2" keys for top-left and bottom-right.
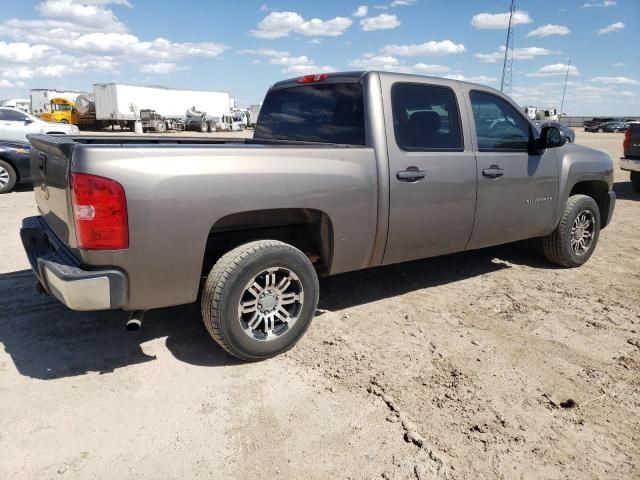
[
  {"x1": 620, "y1": 157, "x2": 640, "y2": 173},
  {"x1": 20, "y1": 216, "x2": 128, "y2": 311}
]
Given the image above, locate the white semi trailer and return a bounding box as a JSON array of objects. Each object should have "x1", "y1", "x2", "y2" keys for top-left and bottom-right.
[{"x1": 93, "y1": 83, "x2": 231, "y2": 130}]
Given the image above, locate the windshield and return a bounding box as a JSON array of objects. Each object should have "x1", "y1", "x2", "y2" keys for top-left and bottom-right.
[
  {"x1": 52, "y1": 103, "x2": 72, "y2": 111},
  {"x1": 254, "y1": 83, "x2": 365, "y2": 145}
]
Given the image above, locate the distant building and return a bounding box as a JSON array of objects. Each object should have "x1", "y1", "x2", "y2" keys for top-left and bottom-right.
[{"x1": 0, "y1": 98, "x2": 31, "y2": 113}]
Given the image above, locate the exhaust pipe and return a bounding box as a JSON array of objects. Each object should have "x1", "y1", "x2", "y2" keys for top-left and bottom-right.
[{"x1": 126, "y1": 310, "x2": 145, "y2": 331}]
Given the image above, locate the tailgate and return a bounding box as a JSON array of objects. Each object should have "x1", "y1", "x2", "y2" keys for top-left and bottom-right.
[{"x1": 29, "y1": 135, "x2": 77, "y2": 248}]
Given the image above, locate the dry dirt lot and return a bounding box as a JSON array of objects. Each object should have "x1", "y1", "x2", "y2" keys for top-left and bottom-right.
[{"x1": 0, "y1": 131, "x2": 638, "y2": 480}]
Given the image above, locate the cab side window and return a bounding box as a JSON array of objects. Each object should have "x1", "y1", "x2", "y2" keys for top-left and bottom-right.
[
  {"x1": 392, "y1": 83, "x2": 463, "y2": 151},
  {"x1": 470, "y1": 91, "x2": 530, "y2": 151}
]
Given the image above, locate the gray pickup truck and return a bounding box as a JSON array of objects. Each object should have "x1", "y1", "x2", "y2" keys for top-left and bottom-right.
[{"x1": 21, "y1": 71, "x2": 615, "y2": 360}]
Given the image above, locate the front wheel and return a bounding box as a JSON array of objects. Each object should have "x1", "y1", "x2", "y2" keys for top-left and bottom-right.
[
  {"x1": 201, "y1": 240, "x2": 319, "y2": 361},
  {"x1": 631, "y1": 172, "x2": 640, "y2": 193},
  {"x1": 543, "y1": 194, "x2": 601, "y2": 267},
  {"x1": 0, "y1": 160, "x2": 17, "y2": 194}
]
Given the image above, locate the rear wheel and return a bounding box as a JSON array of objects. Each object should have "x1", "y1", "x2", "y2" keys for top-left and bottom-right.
[
  {"x1": 631, "y1": 172, "x2": 640, "y2": 193},
  {"x1": 155, "y1": 122, "x2": 167, "y2": 133},
  {"x1": 199, "y1": 121, "x2": 208, "y2": 133},
  {"x1": 543, "y1": 194, "x2": 601, "y2": 267},
  {"x1": 0, "y1": 160, "x2": 17, "y2": 194},
  {"x1": 201, "y1": 240, "x2": 319, "y2": 361}
]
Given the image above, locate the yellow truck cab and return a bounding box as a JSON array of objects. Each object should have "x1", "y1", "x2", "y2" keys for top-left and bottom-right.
[{"x1": 40, "y1": 98, "x2": 77, "y2": 124}]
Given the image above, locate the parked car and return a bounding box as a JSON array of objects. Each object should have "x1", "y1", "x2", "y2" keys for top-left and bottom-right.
[
  {"x1": 534, "y1": 121, "x2": 575, "y2": 143},
  {"x1": 602, "y1": 121, "x2": 635, "y2": 133},
  {"x1": 586, "y1": 121, "x2": 619, "y2": 133},
  {"x1": 0, "y1": 107, "x2": 79, "y2": 142},
  {"x1": 21, "y1": 71, "x2": 615, "y2": 361},
  {"x1": 621, "y1": 123, "x2": 640, "y2": 192},
  {"x1": 583, "y1": 117, "x2": 635, "y2": 129},
  {"x1": 0, "y1": 140, "x2": 31, "y2": 193}
]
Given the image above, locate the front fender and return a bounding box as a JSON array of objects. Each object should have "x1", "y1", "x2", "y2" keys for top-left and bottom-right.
[{"x1": 546, "y1": 144, "x2": 614, "y2": 233}]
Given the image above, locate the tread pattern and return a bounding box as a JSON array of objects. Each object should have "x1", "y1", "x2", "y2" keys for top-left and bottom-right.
[
  {"x1": 543, "y1": 194, "x2": 598, "y2": 268},
  {"x1": 201, "y1": 240, "x2": 316, "y2": 361}
]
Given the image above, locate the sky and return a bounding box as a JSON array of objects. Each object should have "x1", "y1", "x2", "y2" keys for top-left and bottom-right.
[{"x1": 0, "y1": 0, "x2": 638, "y2": 115}]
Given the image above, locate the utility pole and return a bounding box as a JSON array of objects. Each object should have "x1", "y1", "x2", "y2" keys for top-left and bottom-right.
[
  {"x1": 500, "y1": 0, "x2": 516, "y2": 94},
  {"x1": 560, "y1": 59, "x2": 571, "y2": 114}
]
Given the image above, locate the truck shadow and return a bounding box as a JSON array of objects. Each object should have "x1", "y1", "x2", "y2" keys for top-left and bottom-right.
[
  {"x1": 0, "y1": 241, "x2": 547, "y2": 380},
  {"x1": 614, "y1": 181, "x2": 639, "y2": 200},
  {"x1": 319, "y1": 240, "x2": 549, "y2": 311}
]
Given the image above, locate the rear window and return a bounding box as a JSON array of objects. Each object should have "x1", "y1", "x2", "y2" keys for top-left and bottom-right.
[{"x1": 254, "y1": 83, "x2": 365, "y2": 145}]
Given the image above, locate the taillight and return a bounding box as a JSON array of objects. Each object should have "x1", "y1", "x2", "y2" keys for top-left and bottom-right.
[
  {"x1": 71, "y1": 173, "x2": 128, "y2": 250},
  {"x1": 623, "y1": 128, "x2": 631, "y2": 151},
  {"x1": 297, "y1": 74, "x2": 329, "y2": 83}
]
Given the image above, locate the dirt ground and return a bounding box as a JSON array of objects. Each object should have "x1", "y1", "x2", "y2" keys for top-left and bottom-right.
[{"x1": 0, "y1": 131, "x2": 638, "y2": 480}]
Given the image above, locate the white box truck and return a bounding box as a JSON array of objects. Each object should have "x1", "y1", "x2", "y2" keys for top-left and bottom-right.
[
  {"x1": 93, "y1": 83, "x2": 231, "y2": 130},
  {"x1": 30, "y1": 89, "x2": 87, "y2": 116}
]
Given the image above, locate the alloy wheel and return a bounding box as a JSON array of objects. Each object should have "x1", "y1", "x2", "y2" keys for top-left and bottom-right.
[{"x1": 238, "y1": 267, "x2": 304, "y2": 341}]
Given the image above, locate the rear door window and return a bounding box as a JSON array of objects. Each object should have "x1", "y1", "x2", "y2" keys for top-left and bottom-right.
[
  {"x1": 254, "y1": 83, "x2": 365, "y2": 145},
  {"x1": 392, "y1": 83, "x2": 463, "y2": 151}
]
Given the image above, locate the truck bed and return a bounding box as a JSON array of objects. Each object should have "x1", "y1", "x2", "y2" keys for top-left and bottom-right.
[{"x1": 27, "y1": 133, "x2": 379, "y2": 309}]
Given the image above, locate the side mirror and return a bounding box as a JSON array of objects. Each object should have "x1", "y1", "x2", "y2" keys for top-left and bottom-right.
[{"x1": 537, "y1": 125, "x2": 566, "y2": 150}]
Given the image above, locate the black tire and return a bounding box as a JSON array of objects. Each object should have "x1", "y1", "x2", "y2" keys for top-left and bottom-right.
[
  {"x1": 155, "y1": 122, "x2": 166, "y2": 133},
  {"x1": 201, "y1": 240, "x2": 319, "y2": 361},
  {"x1": 207, "y1": 121, "x2": 214, "y2": 133},
  {"x1": 631, "y1": 172, "x2": 640, "y2": 193},
  {"x1": 0, "y1": 160, "x2": 17, "y2": 194},
  {"x1": 543, "y1": 194, "x2": 601, "y2": 268},
  {"x1": 199, "y1": 121, "x2": 208, "y2": 133}
]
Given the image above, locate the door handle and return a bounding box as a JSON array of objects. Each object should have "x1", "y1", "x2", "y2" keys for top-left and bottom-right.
[
  {"x1": 482, "y1": 165, "x2": 504, "y2": 179},
  {"x1": 397, "y1": 167, "x2": 426, "y2": 182}
]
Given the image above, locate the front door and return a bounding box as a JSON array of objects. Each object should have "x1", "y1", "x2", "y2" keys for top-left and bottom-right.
[
  {"x1": 464, "y1": 90, "x2": 559, "y2": 250},
  {"x1": 381, "y1": 78, "x2": 477, "y2": 265}
]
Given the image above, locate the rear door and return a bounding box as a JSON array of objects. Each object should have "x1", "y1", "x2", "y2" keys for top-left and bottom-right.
[
  {"x1": 464, "y1": 89, "x2": 558, "y2": 249},
  {"x1": 381, "y1": 77, "x2": 477, "y2": 265}
]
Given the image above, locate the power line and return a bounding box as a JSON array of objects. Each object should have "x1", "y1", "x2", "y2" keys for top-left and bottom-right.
[{"x1": 500, "y1": 0, "x2": 516, "y2": 95}]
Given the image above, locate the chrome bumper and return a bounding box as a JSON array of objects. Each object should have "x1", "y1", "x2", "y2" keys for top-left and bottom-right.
[
  {"x1": 620, "y1": 157, "x2": 640, "y2": 173},
  {"x1": 20, "y1": 216, "x2": 127, "y2": 311}
]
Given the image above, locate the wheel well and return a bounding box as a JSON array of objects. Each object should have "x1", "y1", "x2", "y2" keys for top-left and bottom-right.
[
  {"x1": 201, "y1": 208, "x2": 334, "y2": 277},
  {"x1": 569, "y1": 180, "x2": 610, "y2": 226}
]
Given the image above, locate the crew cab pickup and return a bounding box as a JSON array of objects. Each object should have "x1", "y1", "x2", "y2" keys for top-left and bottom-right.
[{"x1": 22, "y1": 71, "x2": 616, "y2": 360}]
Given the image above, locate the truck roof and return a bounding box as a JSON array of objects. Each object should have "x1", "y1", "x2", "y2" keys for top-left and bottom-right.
[{"x1": 270, "y1": 70, "x2": 505, "y2": 96}]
